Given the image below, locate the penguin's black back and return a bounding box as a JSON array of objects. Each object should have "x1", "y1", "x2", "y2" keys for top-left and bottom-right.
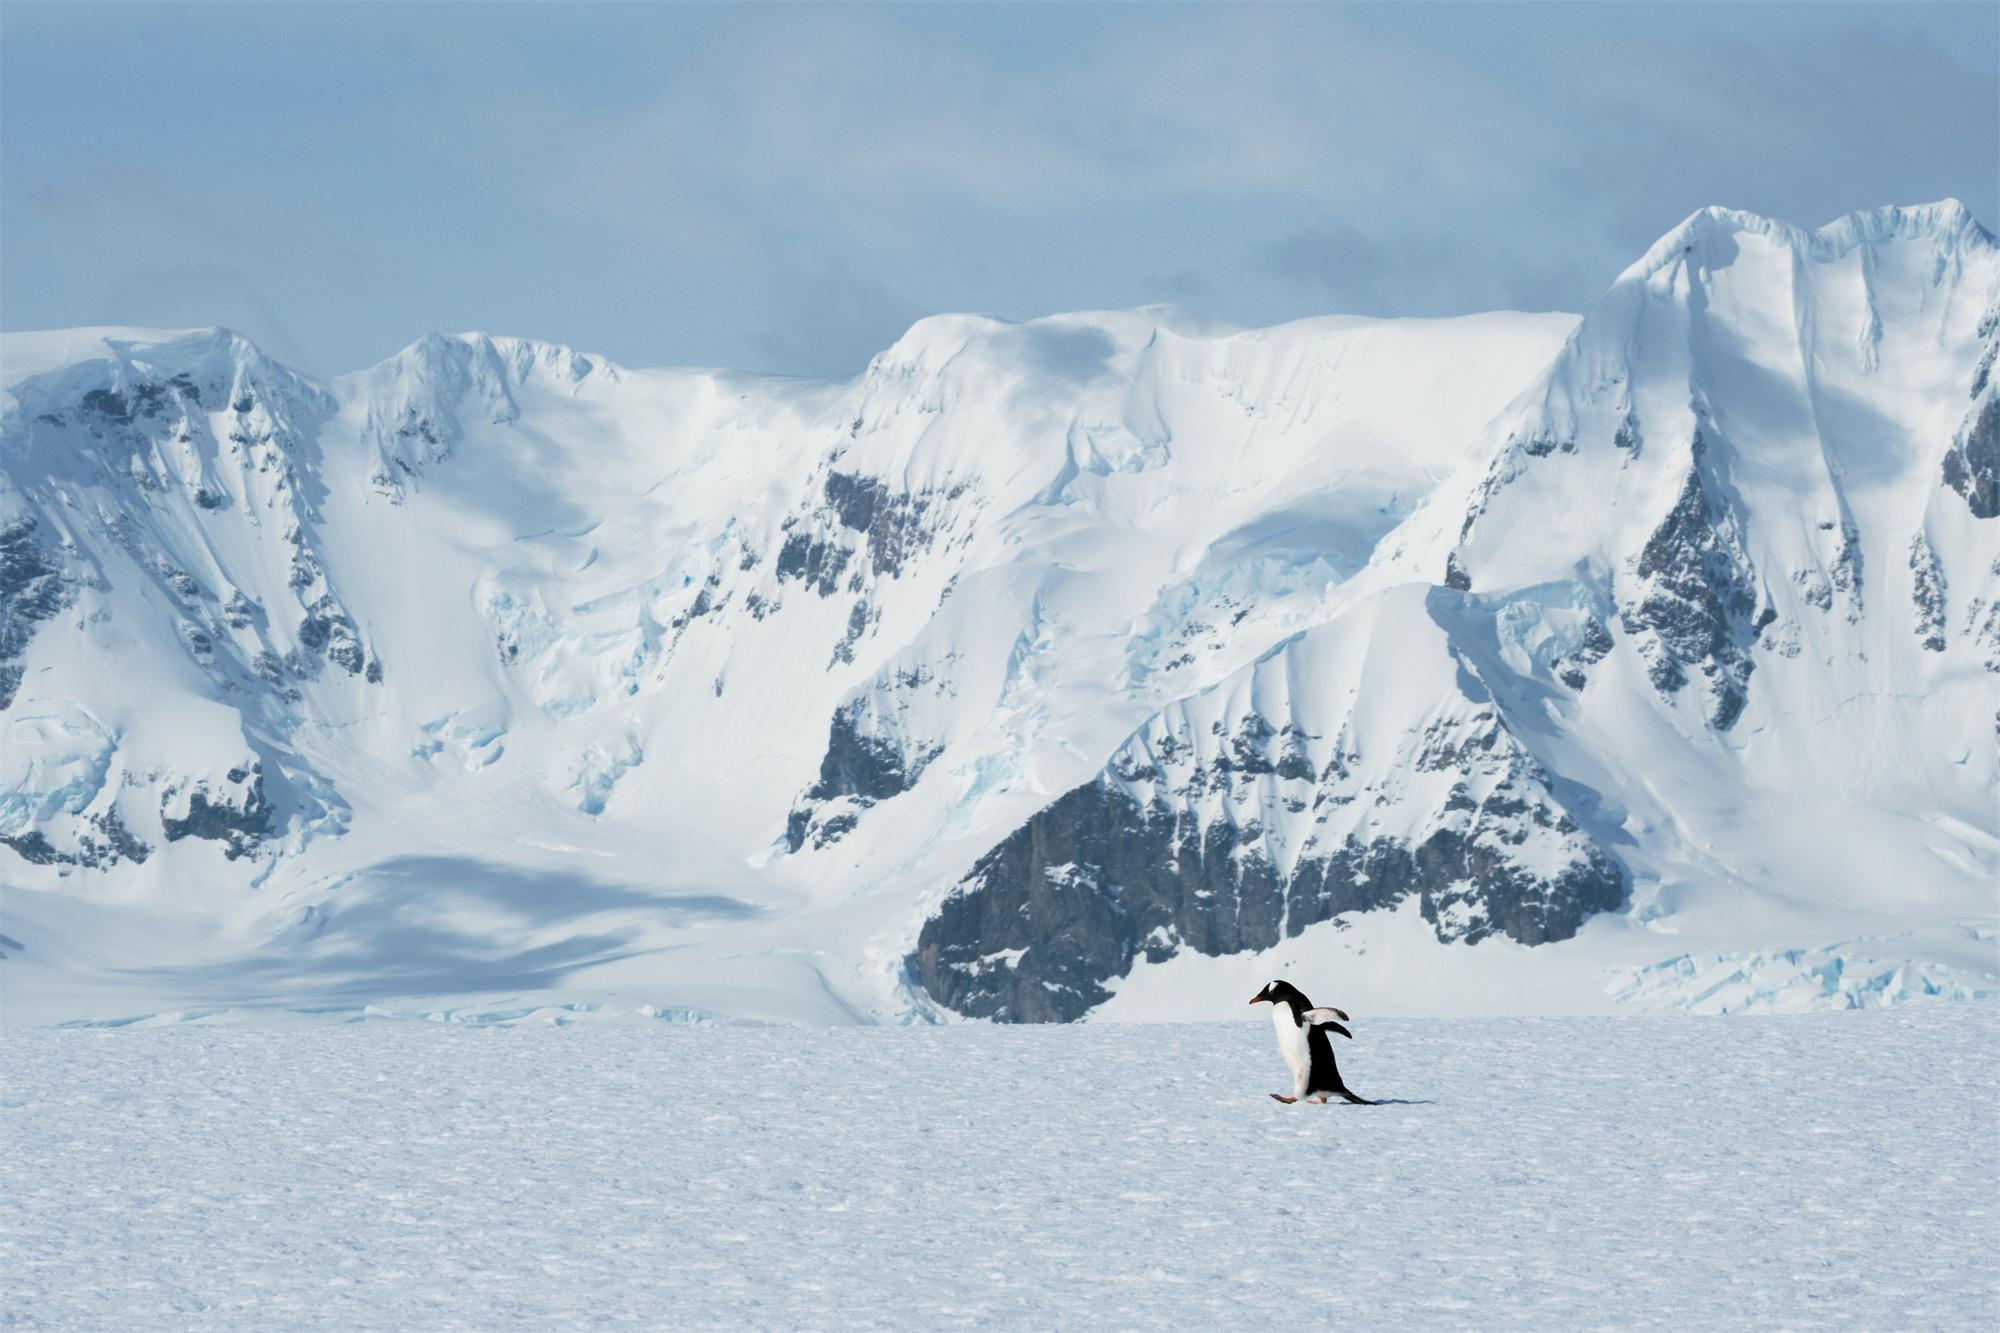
[
  {"x1": 1304, "y1": 1021, "x2": 1374, "y2": 1103},
  {"x1": 1304, "y1": 1024, "x2": 1347, "y2": 1095}
]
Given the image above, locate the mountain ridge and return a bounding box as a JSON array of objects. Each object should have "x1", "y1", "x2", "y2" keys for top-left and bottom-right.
[{"x1": 3, "y1": 201, "x2": 1995, "y2": 1026}]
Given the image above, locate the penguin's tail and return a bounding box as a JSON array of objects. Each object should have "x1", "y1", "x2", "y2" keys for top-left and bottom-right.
[{"x1": 1335, "y1": 1086, "x2": 1375, "y2": 1106}]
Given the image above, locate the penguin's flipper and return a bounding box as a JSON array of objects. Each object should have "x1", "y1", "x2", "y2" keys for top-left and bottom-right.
[{"x1": 1301, "y1": 1009, "x2": 1352, "y2": 1038}]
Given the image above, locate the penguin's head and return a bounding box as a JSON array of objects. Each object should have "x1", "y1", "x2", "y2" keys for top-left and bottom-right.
[{"x1": 1250, "y1": 979, "x2": 1304, "y2": 1007}]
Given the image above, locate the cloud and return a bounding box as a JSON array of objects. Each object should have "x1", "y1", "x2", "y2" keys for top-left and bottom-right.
[
  {"x1": 743, "y1": 254, "x2": 924, "y2": 381},
  {"x1": 1139, "y1": 268, "x2": 1220, "y2": 310},
  {"x1": 4, "y1": 2, "x2": 1992, "y2": 375},
  {"x1": 1251, "y1": 227, "x2": 1447, "y2": 315}
]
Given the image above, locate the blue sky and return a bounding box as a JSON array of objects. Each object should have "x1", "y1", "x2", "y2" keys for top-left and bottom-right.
[{"x1": 3, "y1": 2, "x2": 1994, "y2": 379}]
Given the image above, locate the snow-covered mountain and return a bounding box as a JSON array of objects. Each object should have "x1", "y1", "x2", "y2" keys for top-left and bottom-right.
[{"x1": 4, "y1": 203, "x2": 1996, "y2": 1025}]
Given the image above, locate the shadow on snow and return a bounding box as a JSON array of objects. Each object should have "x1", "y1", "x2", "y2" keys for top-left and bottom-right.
[{"x1": 124, "y1": 854, "x2": 759, "y2": 1007}]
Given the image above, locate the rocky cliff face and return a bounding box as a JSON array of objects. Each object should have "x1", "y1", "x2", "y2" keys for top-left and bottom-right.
[{"x1": 910, "y1": 587, "x2": 1627, "y2": 1021}]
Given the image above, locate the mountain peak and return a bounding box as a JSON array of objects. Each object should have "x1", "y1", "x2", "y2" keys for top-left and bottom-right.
[
  {"x1": 0, "y1": 324, "x2": 304, "y2": 394},
  {"x1": 1624, "y1": 199, "x2": 1994, "y2": 286},
  {"x1": 368, "y1": 331, "x2": 619, "y2": 389}
]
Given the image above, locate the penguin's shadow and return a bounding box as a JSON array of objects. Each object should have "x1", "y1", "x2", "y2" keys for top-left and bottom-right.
[{"x1": 1359, "y1": 1098, "x2": 1434, "y2": 1106}]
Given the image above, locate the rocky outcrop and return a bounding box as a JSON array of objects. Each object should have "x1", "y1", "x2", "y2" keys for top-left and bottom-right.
[
  {"x1": 161, "y1": 765, "x2": 272, "y2": 861},
  {"x1": 0, "y1": 518, "x2": 72, "y2": 710},
  {"x1": 1617, "y1": 443, "x2": 1770, "y2": 729},
  {"x1": 2, "y1": 807, "x2": 150, "y2": 870},
  {"x1": 787, "y1": 693, "x2": 943, "y2": 852},
  {"x1": 1911, "y1": 533, "x2": 1949, "y2": 652},
  {"x1": 776, "y1": 469, "x2": 968, "y2": 598},
  {"x1": 1943, "y1": 394, "x2": 1999, "y2": 519},
  {"x1": 295, "y1": 594, "x2": 368, "y2": 677},
  {"x1": 911, "y1": 601, "x2": 1625, "y2": 1022},
  {"x1": 913, "y1": 740, "x2": 1624, "y2": 1023}
]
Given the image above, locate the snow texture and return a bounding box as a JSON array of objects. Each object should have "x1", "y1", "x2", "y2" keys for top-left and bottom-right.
[{"x1": 3, "y1": 1007, "x2": 1995, "y2": 1328}]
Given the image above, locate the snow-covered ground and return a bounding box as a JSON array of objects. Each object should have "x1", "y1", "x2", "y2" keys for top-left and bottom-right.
[{"x1": 5, "y1": 1006, "x2": 1995, "y2": 1328}]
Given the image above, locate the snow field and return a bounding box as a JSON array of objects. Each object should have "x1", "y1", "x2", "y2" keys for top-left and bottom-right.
[{"x1": 4, "y1": 1005, "x2": 1995, "y2": 1328}]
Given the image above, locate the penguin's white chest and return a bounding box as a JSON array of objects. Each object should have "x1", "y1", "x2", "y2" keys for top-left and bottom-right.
[{"x1": 1270, "y1": 1006, "x2": 1309, "y2": 1081}]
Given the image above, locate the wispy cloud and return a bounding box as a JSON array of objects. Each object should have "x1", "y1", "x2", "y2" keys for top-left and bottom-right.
[{"x1": 3, "y1": 2, "x2": 1993, "y2": 377}]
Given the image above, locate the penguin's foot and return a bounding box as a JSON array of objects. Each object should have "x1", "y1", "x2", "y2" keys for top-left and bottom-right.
[{"x1": 1269, "y1": 1094, "x2": 1298, "y2": 1104}]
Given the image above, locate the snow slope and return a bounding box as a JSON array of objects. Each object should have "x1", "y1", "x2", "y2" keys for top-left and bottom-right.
[
  {"x1": 2, "y1": 202, "x2": 1996, "y2": 1026},
  {"x1": 4, "y1": 1008, "x2": 1995, "y2": 1326}
]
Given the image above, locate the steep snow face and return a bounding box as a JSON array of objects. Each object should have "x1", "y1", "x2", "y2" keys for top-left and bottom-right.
[
  {"x1": 1427, "y1": 200, "x2": 2000, "y2": 880},
  {"x1": 1, "y1": 328, "x2": 356, "y2": 888},
  {"x1": 1437, "y1": 201, "x2": 2000, "y2": 711},
  {"x1": 4, "y1": 203, "x2": 1997, "y2": 1027},
  {"x1": 913, "y1": 203, "x2": 2000, "y2": 1022}
]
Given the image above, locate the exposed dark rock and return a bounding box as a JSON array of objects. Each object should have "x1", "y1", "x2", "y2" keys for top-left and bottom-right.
[
  {"x1": 912, "y1": 761, "x2": 1624, "y2": 1022},
  {"x1": 73, "y1": 807, "x2": 151, "y2": 868},
  {"x1": 1272, "y1": 726, "x2": 1316, "y2": 782},
  {"x1": 7, "y1": 806, "x2": 155, "y2": 871},
  {"x1": 1555, "y1": 617, "x2": 1614, "y2": 691},
  {"x1": 87, "y1": 807, "x2": 152, "y2": 866},
  {"x1": 913, "y1": 688, "x2": 1623, "y2": 1023},
  {"x1": 811, "y1": 812, "x2": 858, "y2": 846},
  {"x1": 1942, "y1": 394, "x2": 1999, "y2": 519},
  {"x1": 825, "y1": 471, "x2": 889, "y2": 533},
  {"x1": 1973, "y1": 308, "x2": 1998, "y2": 399},
  {"x1": 775, "y1": 470, "x2": 967, "y2": 598},
  {"x1": 1970, "y1": 591, "x2": 2000, "y2": 673},
  {"x1": 830, "y1": 600, "x2": 874, "y2": 666},
  {"x1": 162, "y1": 766, "x2": 272, "y2": 860},
  {"x1": 1618, "y1": 450, "x2": 1766, "y2": 728},
  {"x1": 81, "y1": 388, "x2": 131, "y2": 423},
  {"x1": 670, "y1": 572, "x2": 726, "y2": 633},
  {"x1": 775, "y1": 528, "x2": 851, "y2": 597},
  {"x1": 1515, "y1": 431, "x2": 1575, "y2": 457},
  {"x1": 1910, "y1": 533, "x2": 1948, "y2": 652},
  {"x1": 297, "y1": 595, "x2": 365, "y2": 675},
  {"x1": 0, "y1": 518, "x2": 74, "y2": 709},
  {"x1": 1613, "y1": 413, "x2": 1643, "y2": 455},
  {"x1": 786, "y1": 697, "x2": 942, "y2": 852},
  {"x1": 1828, "y1": 521, "x2": 1863, "y2": 617},
  {"x1": 1, "y1": 830, "x2": 60, "y2": 865},
  {"x1": 810, "y1": 700, "x2": 923, "y2": 804}
]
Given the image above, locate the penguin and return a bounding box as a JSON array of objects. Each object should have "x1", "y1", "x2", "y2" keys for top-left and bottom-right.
[{"x1": 1249, "y1": 979, "x2": 1374, "y2": 1105}]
